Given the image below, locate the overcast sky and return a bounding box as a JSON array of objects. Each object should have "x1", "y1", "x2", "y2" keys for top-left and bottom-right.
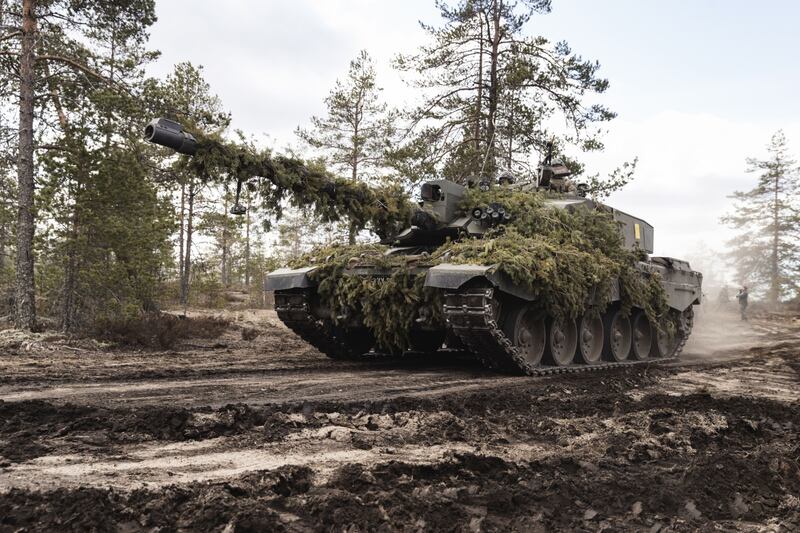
[{"x1": 146, "y1": 1, "x2": 800, "y2": 281}]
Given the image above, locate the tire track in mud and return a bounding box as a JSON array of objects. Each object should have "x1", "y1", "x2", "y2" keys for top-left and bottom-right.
[
  {"x1": 2, "y1": 381, "x2": 799, "y2": 531},
  {"x1": 1, "y1": 311, "x2": 799, "y2": 531}
]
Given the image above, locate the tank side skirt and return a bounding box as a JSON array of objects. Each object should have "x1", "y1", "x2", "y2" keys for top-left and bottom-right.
[
  {"x1": 444, "y1": 287, "x2": 692, "y2": 376},
  {"x1": 273, "y1": 286, "x2": 693, "y2": 372},
  {"x1": 274, "y1": 290, "x2": 367, "y2": 360}
]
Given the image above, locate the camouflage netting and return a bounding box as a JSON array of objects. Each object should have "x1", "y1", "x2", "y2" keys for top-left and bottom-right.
[
  {"x1": 174, "y1": 131, "x2": 668, "y2": 352},
  {"x1": 291, "y1": 188, "x2": 669, "y2": 352},
  {"x1": 180, "y1": 134, "x2": 415, "y2": 237},
  {"x1": 291, "y1": 244, "x2": 445, "y2": 352}
]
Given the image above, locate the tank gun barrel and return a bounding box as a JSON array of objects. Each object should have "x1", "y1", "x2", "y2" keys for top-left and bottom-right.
[
  {"x1": 142, "y1": 118, "x2": 414, "y2": 233},
  {"x1": 144, "y1": 118, "x2": 198, "y2": 156}
]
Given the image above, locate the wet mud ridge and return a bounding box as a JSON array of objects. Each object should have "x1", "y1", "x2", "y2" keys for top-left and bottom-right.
[{"x1": 1, "y1": 309, "x2": 799, "y2": 531}]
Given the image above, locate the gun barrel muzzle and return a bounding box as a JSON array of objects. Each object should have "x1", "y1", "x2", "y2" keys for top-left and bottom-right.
[{"x1": 144, "y1": 118, "x2": 197, "y2": 156}]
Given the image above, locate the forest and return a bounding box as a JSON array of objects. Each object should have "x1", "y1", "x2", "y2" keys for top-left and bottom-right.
[{"x1": 0, "y1": 0, "x2": 797, "y2": 336}]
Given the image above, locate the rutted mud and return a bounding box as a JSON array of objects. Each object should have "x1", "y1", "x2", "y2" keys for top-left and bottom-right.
[{"x1": 1, "y1": 308, "x2": 799, "y2": 531}]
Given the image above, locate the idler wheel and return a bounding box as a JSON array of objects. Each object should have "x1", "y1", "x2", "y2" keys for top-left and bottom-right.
[
  {"x1": 576, "y1": 314, "x2": 604, "y2": 365},
  {"x1": 603, "y1": 308, "x2": 632, "y2": 362},
  {"x1": 504, "y1": 306, "x2": 546, "y2": 367},
  {"x1": 545, "y1": 317, "x2": 578, "y2": 366},
  {"x1": 631, "y1": 311, "x2": 654, "y2": 360}
]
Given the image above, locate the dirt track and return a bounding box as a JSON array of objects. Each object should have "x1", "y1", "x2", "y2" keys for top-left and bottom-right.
[{"x1": 1, "y1": 308, "x2": 799, "y2": 531}]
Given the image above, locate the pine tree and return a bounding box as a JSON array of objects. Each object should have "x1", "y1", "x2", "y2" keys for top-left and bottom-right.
[
  {"x1": 1, "y1": 0, "x2": 158, "y2": 330},
  {"x1": 36, "y1": 45, "x2": 176, "y2": 329},
  {"x1": 0, "y1": 172, "x2": 14, "y2": 294},
  {"x1": 152, "y1": 62, "x2": 230, "y2": 306},
  {"x1": 722, "y1": 131, "x2": 800, "y2": 306},
  {"x1": 273, "y1": 209, "x2": 343, "y2": 263},
  {"x1": 296, "y1": 50, "x2": 397, "y2": 243},
  {"x1": 196, "y1": 185, "x2": 245, "y2": 289},
  {"x1": 393, "y1": 0, "x2": 615, "y2": 182}
]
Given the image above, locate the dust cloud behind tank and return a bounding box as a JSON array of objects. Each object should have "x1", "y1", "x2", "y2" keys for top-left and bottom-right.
[
  {"x1": 266, "y1": 150, "x2": 702, "y2": 375},
  {"x1": 142, "y1": 118, "x2": 702, "y2": 375}
]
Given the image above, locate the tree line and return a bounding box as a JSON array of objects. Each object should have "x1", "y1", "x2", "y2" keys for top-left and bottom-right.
[
  {"x1": 723, "y1": 131, "x2": 800, "y2": 307},
  {"x1": 0, "y1": 0, "x2": 632, "y2": 333}
]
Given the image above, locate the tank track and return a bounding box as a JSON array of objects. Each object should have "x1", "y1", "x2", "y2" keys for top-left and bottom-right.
[
  {"x1": 274, "y1": 290, "x2": 369, "y2": 360},
  {"x1": 444, "y1": 287, "x2": 692, "y2": 376}
]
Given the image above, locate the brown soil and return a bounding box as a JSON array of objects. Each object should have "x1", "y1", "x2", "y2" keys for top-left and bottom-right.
[{"x1": 0, "y1": 308, "x2": 798, "y2": 532}]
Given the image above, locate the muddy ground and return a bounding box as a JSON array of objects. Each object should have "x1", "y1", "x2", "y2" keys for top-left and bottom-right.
[{"x1": 0, "y1": 306, "x2": 798, "y2": 532}]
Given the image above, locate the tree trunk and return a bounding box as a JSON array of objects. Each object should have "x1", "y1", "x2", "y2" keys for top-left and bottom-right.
[
  {"x1": 42, "y1": 51, "x2": 82, "y2": 331},
  {"x1": 61, "y1": 206, "x2": 79, "y2": 332},
  {"x1": 506, "y1": 90, "x2": 514, "y2": 168},
  {"x1": 770, "y1": 174, "x2": 780, "y2": 307},
  {"x1": 475, "y1": 11, "x2": 484, "y2": 154},
  {"x1": 178, "y1": 181, "x2": 185, "y2": 283},
  {"x1": 244, "y1": 190, "x2": 251, "y2": 288},
  {"x1": 221, "y1": 190, "x2": 230, "y2": 286},
  {"x1": 14, "y1": 0, "x2": 37, "y2": 331},
  {"x1": 484, "y1": 0, "x2": 502, "y2": 173},
  {"x1": 180, "y1": 180, "x2": 194, "y2": 306},
  {"x1": 348, "y1": 115, "x2": 359, "y2": 245},
  {"x1": 0, "y1": 222, "x2": 6, "y2": 273}
]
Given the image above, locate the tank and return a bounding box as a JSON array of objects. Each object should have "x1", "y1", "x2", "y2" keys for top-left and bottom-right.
[
  {"x1": 266, "y1": 149, "x2": 702, "y2": 375},
  {"x1": 144, "y1": 119, "x2": 702, "y2": 375}
]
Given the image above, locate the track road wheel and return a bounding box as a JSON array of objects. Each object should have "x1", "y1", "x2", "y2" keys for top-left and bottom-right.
[
  {"x1": 653, "y1": 314, "x2": 678, "y2": 358},
  {"x1": 503, "y1": 306, "x2": 546, "y2": 368},
  {"x1": 631, "y1": 311, "x2": 654, "y2": 360},
  {"x1": 545, "y1": 317, "x2": 578, "y2": 366},
  {"x1": 603, "y1": 308, "x2": 632, "y2": 362},
  {"x1": 576, "y1": 314, "x2": 604, "y2": 365}
]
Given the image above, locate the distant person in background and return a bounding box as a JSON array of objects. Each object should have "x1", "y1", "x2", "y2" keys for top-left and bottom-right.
[{"x1": 736, "y1": 286, "x2": 749, "y2": 321}]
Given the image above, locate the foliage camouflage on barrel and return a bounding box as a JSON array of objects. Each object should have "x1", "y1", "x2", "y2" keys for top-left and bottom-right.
[{"x1": 174, "y1": 132, "x2": 415, "y2": 238}]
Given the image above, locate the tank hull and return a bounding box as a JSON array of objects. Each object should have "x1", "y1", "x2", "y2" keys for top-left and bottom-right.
[{"x1": 266, "y1": 255, "x2": 701, "y2": 374}]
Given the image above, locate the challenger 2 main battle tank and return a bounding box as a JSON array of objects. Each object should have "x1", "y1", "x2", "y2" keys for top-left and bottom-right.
[
  {"x1": 144, "y1": 117, "x2": 702, "y2": 376},
  {"x1": 265, "y1": 151, "x2": 703, "y2": 376}
]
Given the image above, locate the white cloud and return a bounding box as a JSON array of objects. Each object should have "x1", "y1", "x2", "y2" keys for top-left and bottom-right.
[{"x1": 586, "y1": 112, "x2": 800, "y2": 260}]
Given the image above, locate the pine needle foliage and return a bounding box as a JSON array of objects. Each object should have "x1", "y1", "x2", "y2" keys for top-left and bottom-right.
[{"x1": 176, "y1": 133, "x2": 415, "y2": 240}]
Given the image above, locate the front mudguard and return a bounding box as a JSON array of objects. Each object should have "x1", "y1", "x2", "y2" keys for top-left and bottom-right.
[
  {"x1": 265, "y1": 266, "x2": 318, "y2": 291},
  {"x1": 424, "y1": 263, "x2": 539, "y2": 301},
  {"x1": 425, "y1": 263, "x2": 622, "y2": 304}
]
